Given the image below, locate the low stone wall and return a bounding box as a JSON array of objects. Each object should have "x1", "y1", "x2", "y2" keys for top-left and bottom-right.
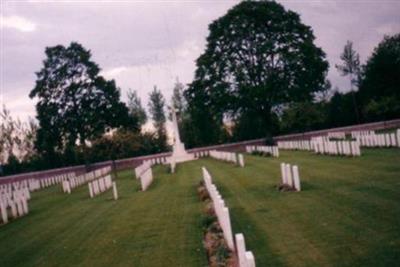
[{"x1": 1, "y1": 118, "x2": 399, "y2": 184}]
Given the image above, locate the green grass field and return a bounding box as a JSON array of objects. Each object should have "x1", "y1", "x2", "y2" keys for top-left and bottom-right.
[{"x1": 0, "y1": 148, "x2": 399, "y2": 267}]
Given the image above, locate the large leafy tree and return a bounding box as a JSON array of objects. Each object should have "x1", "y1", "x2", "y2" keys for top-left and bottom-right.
[
  {"x1": 30, "y1": 42, "x2": 130, "y2": 157},
  {"x1": 359, "y1": 34, "x2": 400, "y2": 120},
  {"x1": 186, "y1": 0, "x2": 328, "y2": 141}
]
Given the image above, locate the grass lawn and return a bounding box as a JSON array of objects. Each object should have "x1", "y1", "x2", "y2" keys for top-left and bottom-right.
[
  {"x1": 0, "y1": 148, "x2": 399, "y2": 266},
  {"x1": 0, "y1": 165, "x2": 207, "y2": 267},
  {"x1": 201, "y1": 148, "x2": 400, "y2": 267}
]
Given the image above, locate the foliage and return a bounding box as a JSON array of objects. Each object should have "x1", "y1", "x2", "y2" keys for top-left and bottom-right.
[
  {"x1": 185, "y1": 0, "x2": 328, "y2": 143},
  {"x1": 148, "y1": 86, "x2": 168, "y2": 152},
  {"x1": 87, "y1": 130, "x2": 159, "y2": 163},
  {"x1": 171, "y1": 79, "x2": 185, "y2": 116},
  {"x1": 335, "y1": 41, "x2": 361, "y2": 88},
  {"x1": 363, "y1": 96, "x2": 400, "y2": 122},
  {"x1": 280, "y1": 101, "x2": 327, "y2": 133},
  {"x1": 127, "y1": 89, "x2": 147, "y2": 128},
  {"x1": 359, "y1": 34, "x2": 400, "y2": 120},
  {"x1": 183, "y1": 80, "x2": 227, "y2": 147},
  {"x1": 335, "y1": 40, "x2": 361, "y2": 122},
  {"x1": 0, "y1": 105, "x2": 37, "y2": 165},
  {"x1": 29, "y1": 42, "x2": 132, "y2": 158}
]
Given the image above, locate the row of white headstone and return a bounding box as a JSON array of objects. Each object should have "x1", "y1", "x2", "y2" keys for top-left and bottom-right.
[
  {"x1": 39, "y1": 172, "x2": 76, "y2": 189},
  {"x1": 202, "y1": 167, "x2": 255, "y2": 267},
  {"x1": 88, "y1": 175, "x2": 118, "y2": 200},
  {"x1": 193, "y1": 150, "x2": 210, "y2": 158},
  {"x1": 356, "y1": 131, "x2": 400, "y2": 148},
  {"x1": 351, "y1": 130, "x2": 375, "y2": 138},
  {"x1": 246, "y1": 145, "x2": 279, "y2": 157},
  {"x1": 148, "y1": 156, "x2": 168, "y2": 166},
  {"x1": 280, "y1": 163, "x2": 301, "y2": 191},
  {"x1": 0, "y1": 172, "x2": 76, "y2": 195},
  {"x1": 0, "y1": 179, "x2": 40, "y2": 193},
  {"x1": 327, "y1": 132, "x2": 346, "y2": 139},
  {"x1": 209, "y1": 150, "x2": 245, "y2": 167},
  {"x1": 277, "y1": 140, "x2": 313, "y2": 151},
  {"x1": 312, "y1": 138, "x2": 361, "y2": 156},
  {"x1": 62, "y1": 166, "x2": 111, "y2": 194},
  {"x1": 0, "y1": 188, "x2": 30, "y2": 225}
]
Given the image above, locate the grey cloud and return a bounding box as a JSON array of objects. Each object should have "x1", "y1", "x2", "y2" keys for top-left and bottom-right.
[{"x1": 1, "y1": 0, "x2": 399, "y2": 121}]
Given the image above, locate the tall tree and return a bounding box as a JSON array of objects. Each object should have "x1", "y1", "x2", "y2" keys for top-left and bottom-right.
[
  {"x1": 30, "y1": 42, "x2": 130, "y2": 159},
  {"x1": 335, "y1": 40, "x2": 361, "y2": 122},
  {"x1": 359, "y1": 34, "x2": 400, "y2": 120},
  {"x1": 185, "y1": 0, "x2": 328, "y2": 141},
  {"x1": 171, "y1": 78, "x2": 185, "y2": 115},
  {"x1": 127, "y1": 89, "x2": 147, "y2": 128},
  {"x1": 148, "y1": 86, "x2": 168, "y2": 152}
]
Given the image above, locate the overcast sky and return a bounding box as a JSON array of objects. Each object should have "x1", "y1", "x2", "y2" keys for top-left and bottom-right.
[{"x1": 1, "y1": 0, "x2": 400, "y2": 124}]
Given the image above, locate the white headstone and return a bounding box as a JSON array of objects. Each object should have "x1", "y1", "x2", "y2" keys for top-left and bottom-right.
[
  {"x1": 112, "y1": 182, "x2": 118, "y2": 200},
  {"x1": 285, "y1": 164, "x2": 293, "y2": 187},
  {"x1": 292, "y1": 165, "x2": 301, "y2": 191},
  {"x1": 0, "y1": 202, "x2": 8, "y2": 224}
]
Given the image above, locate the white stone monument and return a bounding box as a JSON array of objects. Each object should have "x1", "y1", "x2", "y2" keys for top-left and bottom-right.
[{"x1": 169, "y1": 107, "x2": 195, "y2": 163}]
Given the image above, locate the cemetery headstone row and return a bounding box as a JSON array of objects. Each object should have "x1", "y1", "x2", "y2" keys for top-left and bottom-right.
[
  {"x1": 327, "y1": 132, "x2": 346, "y2": 139},
  {"x1": 355, "y1": 129, "x2": 400, "y2": 148},
  {"x1": 209, "y1": 150, "x2": 245, "y2": 167},
  {"x1": 311, "y1": 137, "x2": 361, "y2": 156},
  {"x1": 0, "y1": 172, "x2": 76, "y2": 196},
  {"x1": 0, "y1": 187, "x2": 30, "y2": 225},
  {"x1": 193, "y1": 150, "x2": 210, "y2": 158},
  {"x1": 147, "y1": 157, "x2": 168, "y2": 166},
  {"x1": 202, "y1": 167, "x2": 255, "y2": 266},
  {"x1": 351, "y1": 130, "x2": 375, "y2": 138},
  {"x1": 62, "y1": 166, "x2": 111, "y2": 194},
  {"x1": 88, "y1": 175, "x2": 118, "y2": 200},
  {"x1": 246, "y1": 145, "x2": 279, "y2": 157},
  {"x1": 39, "y1": 172, "x2": 76, "y2": 189},
  {"x1": 277, "y1": 140, "x2": 313, "y2": 151},
  {"x1": 280, "y1": 163, "x2": 301, "y2": 191}
]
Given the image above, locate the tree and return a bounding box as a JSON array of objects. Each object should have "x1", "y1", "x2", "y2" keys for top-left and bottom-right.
[
  {"x1": 326, "y1": 91, "x2": 358, "y2": 127},
  {"x1": 185, "y1": 0, "x2": 328, "y2": 142},
  {"x1": 335, "y1": 40, "x2": 361, "y2": 122},
  {"x1": 171, "y1": 78, "x2": 185, "y2": 115},
  {"x1": 30, "y1": 42, "x2": 130, "y2": 159},
  {"x1": 184, "y1": 79, "x2": 227, "y2": 147},
  {"x1": 280, "y1": 101, "x2": 327, "y2": 133},
  {"x1": 359, "y1": 34, "x2": 400, "y2": 121},
  {"x1": 127, "y1": 89, "x2": 147, "y2": 128},
  {"x1": 148, "y1": 86, "x2": 168, "y2": 152},
  {"x1": 0, "y1": 105, "x2": 38, "y2": 165}
]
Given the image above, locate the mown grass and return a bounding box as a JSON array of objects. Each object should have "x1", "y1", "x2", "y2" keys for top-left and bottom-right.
[
  {"x1": 200, "y1": 148, "x2": 400, "y2": 267},
  {"x1": 0, "y1": 148, "x2": 399, "y2": 267},
  {"x1": 0, "y1": 165, "x2": 207, "y2": 267}
]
